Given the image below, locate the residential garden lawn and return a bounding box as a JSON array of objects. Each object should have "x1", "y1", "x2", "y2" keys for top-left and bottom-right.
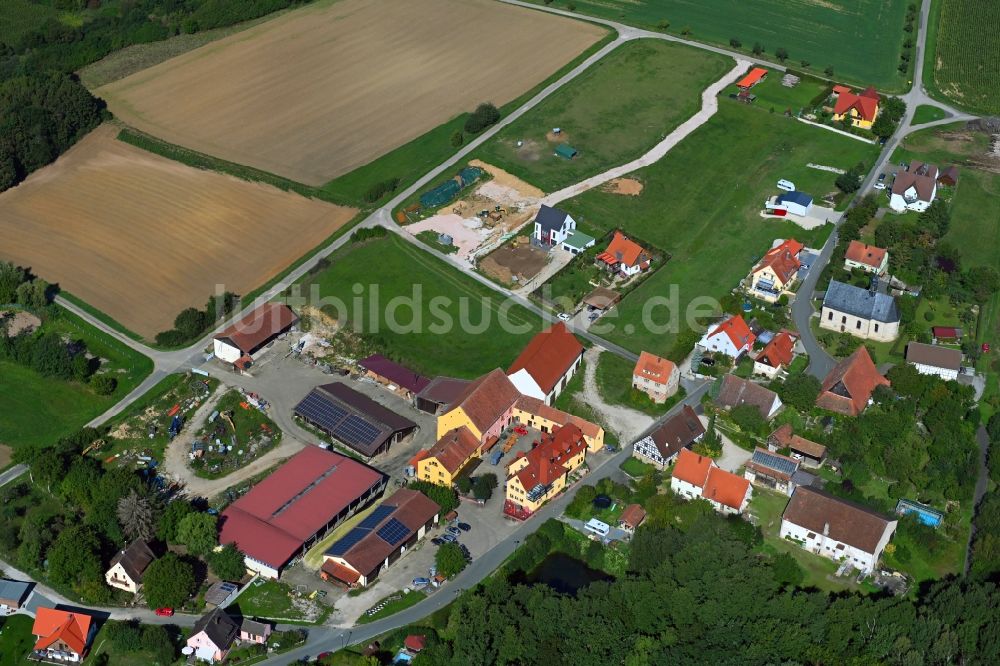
[
  {"x1": 85, "y1": 623, "x2": 168, "y2": 666},
  {"x1": 229, "y1": 579, "x2": 329, "y2": 624},
  {"x1": 0, "y1": 308, "x2": 153, "y2": 449},
  {"x1": 0, "y1": 614, "x2": 34, "y2": 666},
  {"x1": 620, "y1": 456, "x2": 655, "y2": 478},
  {"x1": 882, "y1": 507, "x2": 972, "y2": 585},
  {"x1": 357, "y1": 590, "x2": 427, "y2": 625},
  {"x1": 519, "y1": 0, "x2": 911, "y2": 90},
  {"x1": 473, "y1": 39, "x2": 733, "y2": 192},
  {"x1": 594, "y1": 352, "x2": 683, "y2": 416},
  {"x1": 732, "y1": 71, "x2": 830, "y2": 116},
  {"x1": 912, "y1": 104, "x2": 947, "y2": 125},
  {"x1": 929, "y1": 0, "x2": 1000, "y2": 114},
  {"x1": 559, "y1": 102, "x2": 873, "y2": 359},
  {"x1": 296, "y1": 234, "x2": 541, "y2": 378},
  {"x1": 786, "y1": 355, "x2": 809, "y2": 375}
]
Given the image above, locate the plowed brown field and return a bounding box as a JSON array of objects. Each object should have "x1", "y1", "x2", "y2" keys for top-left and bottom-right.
[
  {"x1": 96, "y1": 0, "x2": 605, "y2": 186},
  {"x1": 0, "y1": 126, "x2": 357, "y2": 338}
]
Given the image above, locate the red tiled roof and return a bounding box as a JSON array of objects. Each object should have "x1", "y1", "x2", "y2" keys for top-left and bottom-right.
[
  {"x1": 817, "y1": 346, "x2": 889, "y2": 416},
  {"x1": 619, "y1": 503, "x2": 646, "y2": 529},
  {"x1": 424, "y1": 427, "x2": 480, "y2": 475},
  {"x1": 507, "y1": 323, "x2": 583, "y2": 395},
  {"x1": 447, "y1": 369, "x2": 520, "y2": 435},
  {"x1": 321, "y1": 559, "x2": 360, "y2": 585},
  {"x1": 33, "y1": 608, "x2": 92, "y2": 655},
  {"x1": 832, "y1": 85, "x2": 852, "y2": 95},
  {"x1": 736, "y1": 67, "x2": 768, "y2": 89},
  {"x1": 703, "y1": 467, "x2": 751, "y2": 510},
  {"x1": 597, "y1": 231, "x2": 648, "y2": 269},
  {"x1": 672, "y1": 449, "x2": 713, "y2": 487},
  {"x1": 769, "y1": 424, "x2": 826, "y2": 459},
  {"x1": 359, "y1": 354, "x2": 430, "y2": 393},
  {"x1": 219, "y1": 447, "x2": 384, "y2": 569},
  {"x1": 833, "y1": 87, "x2": 879, "y2": 122},
  {"x1": 514, "y1": 395, "x2": 602, "y2": 440},
  {"x1": 707, "y1": 315, "x2": 756, "y2": 351},
  {"x1": 633, "y1": 351, "x2": 677, "y2": 386},
  {"x1": 845, "y1": 241, "x2": 887, "y2": 269},
  {"x1": 756, "y1": 330, "x2": 796, "y2": 369},
  {"x1": 752, "y1": 238, "x2": 803, "y2": 284},
  {"x1": 405, "y1": 635, "x2": 427, "y2": 652},
  {"x1": 512, "y1": 424, "x2": 586, "y2": 492},
  {"x1": 215, "y1": 303, "x2": 297, "y2": 355},
  {"x1": 932, "y1": 326, "x2": 960, "y2": 339}
]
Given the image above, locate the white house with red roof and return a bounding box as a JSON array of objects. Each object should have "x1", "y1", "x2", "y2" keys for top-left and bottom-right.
[
  {"x1": 507, "y1": 322, "x2": 584, "y2": 405},
  {"x1": 213, "y1": 303, "x2": 298, "y2": 369},
  {"x1": 754, "y1": 330, "x2": 798, "y2": 378},
  {"x1": 596, "y1": 231, "x2": 651, "y2": 277},
  {"x1": 844, "y1": 241, "x2": 888, "y2": 276},
  {"x1": 747, "y1": 239, "x2": 803, "y2": 303},
  {"x1": 698, "y1": 314, "x2": 756, "y2": 359},
  {"x1": 670, "y1": 449, "x2": 752, "y2": 516},
  {"x1": 31, "y1": 608, "x2": 94, "y2": 663}
]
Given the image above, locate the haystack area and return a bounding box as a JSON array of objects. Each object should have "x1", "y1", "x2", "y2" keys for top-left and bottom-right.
[
  {"x1": 97, "y1": 0, "x2": 605, "y2": 186},
  {"x1": 0, "y1": 126, "x2": 357, "y2": 338}
]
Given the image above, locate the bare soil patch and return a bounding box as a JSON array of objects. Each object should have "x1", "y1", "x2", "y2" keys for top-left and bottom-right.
[
  {"x1": 0, "y1": 310, "x2": 42, "y2": 336},
  {"x1": 97, "y1": 0, "x2": 605, "y2": 186},
  {"x1": 546, "y1": 130, "x2": 570, "y2": 143},
  {"x1": 0, "y1": 444, "x2": 12, "y2": 469},
  {"x1": 0, "y1": 126, "x2": 357, "y2": 338},
  {"x1": 480, "y1": 242, "x2": 549, "y2": 286},
  {"x1": 603, "y1": 177, "x2": 644, "y2": 196},
  {"x1": 468, "y1": 160, "x2": 544, "y2": 199}
]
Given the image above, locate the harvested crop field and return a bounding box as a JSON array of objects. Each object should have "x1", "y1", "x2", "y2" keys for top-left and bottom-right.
[
  {"x1": 0, "y1": 126, "x2": 357, "y2": 338},
  {"x1": 97, "y1": 0, "x2": 606, "y2": 186}
]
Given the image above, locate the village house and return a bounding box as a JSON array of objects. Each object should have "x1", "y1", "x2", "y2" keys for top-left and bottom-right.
[
  {"x1": 670, "y1": 449, "x2": 752, "y2": 516},
  {"x1": 533, "y1": 205, "x2": 577, "y2": 246},
  {"x1": 816, "y1": 346, "x2": 890, "y2": 416},
  {"x1": 504, "y1": 424, "x2": 588, "y2": 520},
  {"x1": 511, "y1": 395, "x2": 605, "y2": 452},
  {"x1": 104, "y1": 540, "x2": 156, "y2": 594},
  {"x1": 698, "y1": 314, "x2": 756, "y2": 359},
  {"x1": 239, "y1": 619, "x2": 272, "y2": 645},
  {"x1": 832, "y1": 85, "x2": 880, "y2": 129},
  {"x1": 890, "y1": 161, "x2": 939, "y2": 212},
  {"x1": 820, "y1": 280, "x2": 900, "y2": 342},
  {"x1": 413, "y1": 426, "x2": 482, "y2": 487},
  {"x1": 31, "y1": 608, "x2": 94, "y2": 663},
  {"x1": 905, "y1": 342, "x2": 962, "y2": 381},
  {"x1": 715, "y1": 374, "x2": 782, "y2": 420},
  {"x1": 768, "y1": 424, "x2": 827, "y2": 468},
  {"x1": 212, "y1": 302, "x2": 298, "y2": 372},
  {"x1": 618, "y1": 504, "x2": 647, "y2": 534},
  {"x1": 631, "y1": 350, "x2": 679, "y2": 403},
  {"x1": 844, "y1": 240, "x2": 889, "y2": 276},
  {"x1": 436, "y1": 369, "x2": 521, "y2": 444},
  {"x1": 753, "y1": 330, "x2": 797, "y2": 378},
  {"x1": 507, "y1": 322, "x2": 584, "y2": 405},
  {"x1": 632, "y1": 405, "x2": 705, "y2": 470},
  {"x1": 744, "y1": 447, "x2": 816, "y2": 496},
  {"x1": 187, "y1": 608, "x2": 240, "y2": 663},
  {"x1": 596, "y1": 231, "x2": 651, "y2": 277},
  {"x1": 780, "y1": 486, "x2": 897, "y2": 574},
  {"x1": 747, "y1": 238, "x2": 803, "y2": 302}
]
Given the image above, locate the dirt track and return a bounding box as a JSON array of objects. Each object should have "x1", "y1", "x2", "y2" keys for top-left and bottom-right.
[
  {"x1": 97, "y1": 0, "x2": 605, "y2": 186},
  {"x1": 0, "y1": 126, "x2": 357, "y2": 338}
]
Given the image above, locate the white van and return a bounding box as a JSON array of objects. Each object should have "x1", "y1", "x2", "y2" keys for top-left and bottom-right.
[{"x1": 776, "y1": 179, "x2": 795, "y2": 192}]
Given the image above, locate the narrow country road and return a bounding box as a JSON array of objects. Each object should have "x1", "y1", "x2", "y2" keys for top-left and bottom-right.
[{"x1": 965, "y1": 425, "x2": 992, "y2": 574}]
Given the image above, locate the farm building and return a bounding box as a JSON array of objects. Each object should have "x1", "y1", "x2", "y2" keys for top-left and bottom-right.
[
  {"x1": 507, "y1": 322, "x2": 584, "y2": 405},
  {"x1": 533, "y1": 205, "x2": 578, "y2": 247},
  {"x1": 358, "y1": 354, "x2": 431, "y2": 400},
  {"x1": 412, "y1": 427, "x2": 483, "y2": 487},
  {"x1": 294, "y1": 382, "x2": 418, "y2": 458},
  {"x1": 596, "y1": 231, "x2": 651, "y2": 277},
  {"x1": 414, "y1": 376, "x2": 470, "y2": 415},
  {"x1": 632, "y1": 405, "x2": 705, "y2": 470},
  {"x1": 890, "y1": 161, "x2": 939, "y2": 212},
  {"x1": 213, "y1": 303, "x2": 298, "y2": 369},
  {"x1": 832, "y1": 86, "x2": 880, "y2": 129},
  {"x1": 736, "y1": 67, "x2": 768, "y2": 89},
  {"x1": 321, "y1": 488, "x2": 440, "y2": 588},
  {"x1": 844, "y1": 241, "x2": 888, "y2": 275},
  {"x1": 816, "y1": 347, "x2": 889, "y2": 417},
  {"x1": 820, "y1": 280, "x2": 900, "y2": 342},
  {"x1": 219, "y1": 446, "x2": 387, "y2": 579},
  {"x1": 905, "y1": 342, "x2": 962, "y2": 381}
]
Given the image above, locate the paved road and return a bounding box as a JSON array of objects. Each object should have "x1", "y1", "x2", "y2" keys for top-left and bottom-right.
[
  {"x1": 259, "y1": 381, "x2": 710, "y2": 664},
  {"x1": 0, "y1": 464, "x2": 27, "y2": 488}
]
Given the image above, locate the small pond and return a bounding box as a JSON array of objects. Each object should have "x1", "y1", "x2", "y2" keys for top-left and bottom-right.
[{"x1": 510, "y1": 552, "x2": 614, "y2": 596}]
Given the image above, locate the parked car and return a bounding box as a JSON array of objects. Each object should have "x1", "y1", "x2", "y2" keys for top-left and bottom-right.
[
  {"x1": 776, "y1": 179, "x2": 795, "y2": 191},
  {"x1": 429, "y1": 566, "x2": 437, "y2": 577},
  {"x1": 557, "y1": 312, "x2": 572, "y2": 322},
  {"x1": 460, "y1": 544, "x2": 472, "y2": 560},
  {"x1": 878, "y1": 173, "x2": 886, "y2": 183},
  {"x1": 446, "y1": 526, "x2": 462, "y2": 536},
  {"x1": 514, "y1": 425, "x2": 528, "y2": 436},
  {"x1": 441, "y1": 533, "x2": 457, "y2": 543},
  {"x1": 457, "y1": 522, "x2": 471, "y2": 532},
  {"x1": 874, "y1": 181, "x2": 886, "y2": 190},
  {"x1": 155, "y1": 608, "x2": 174, "y2": 617},
  {"x1": 431, "y1": 537, "x2": 444, "y2": 546},
  {"x1": 412, "y1": 577, "x2": 430, "y2": 588}
]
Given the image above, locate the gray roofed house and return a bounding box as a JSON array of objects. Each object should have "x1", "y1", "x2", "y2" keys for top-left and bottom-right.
[
  {"x1": 533, "y1": 205, "x2": 577, "y2": 246},
  {"x1": 188, "y1": 608, "x2": 240, "y2": 661},
  {"x1": 823, "y1": 280, "x2": 900, "y2": 323},
  {"x1": 776, "y1": 191, "x2": 813, "y2": 208},
  {"x1": 0, "y1": 579, "x2": 32, "y2": 610},
  {"x1": 632, "y1": 405, "x2": 706, "y2": 469},
  {"x1": 906, "y1": 342, "x2": 963, "y2": 381},
  {"x1": 535, "y1": 205, "x2": 570, "y2": 233},
  {"x1": 715, "y1": 375, "x2": 782, "y2": 420}
]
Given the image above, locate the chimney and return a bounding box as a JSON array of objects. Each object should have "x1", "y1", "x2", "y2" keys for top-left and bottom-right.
[{"x1": 823, "y1": 522, "x2": 830, "y2": 536}]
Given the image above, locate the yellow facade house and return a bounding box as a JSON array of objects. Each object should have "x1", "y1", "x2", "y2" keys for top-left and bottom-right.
[{"x1": 504, "y1": 424, "x2": 588, "y2": 519}]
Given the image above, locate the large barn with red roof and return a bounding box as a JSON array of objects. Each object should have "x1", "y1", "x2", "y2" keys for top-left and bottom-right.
[
  {"x1": 219, "y1": 446, "x2": 387, "y2": 578},
  {"x1": 507, "y1": 322, "x2": 584, "y2": 405}
]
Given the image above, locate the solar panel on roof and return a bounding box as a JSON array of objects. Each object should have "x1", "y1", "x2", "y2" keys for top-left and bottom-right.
[
  {"x1": 294, "y1": 392, "x2": 349, "y2": 432},
  {"x1": 357, "y1": 505, "x2": 395, "y2": 530},
  {"x1": 326, "y1": 527, "x2": 369, "y2": 556},
  {"x1": 334, "y1": 414, "x2": 382, "y2": 446},
  {"x1": 752, "y1": 449, "x2": 798, "y2": 476},
  {"x1": 376, "y1": 518, "x2": 410, "y2": 546}
]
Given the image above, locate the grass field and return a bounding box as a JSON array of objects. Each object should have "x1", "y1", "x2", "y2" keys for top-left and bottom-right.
[
  {"x1": 559, "y1": 101, "x2": 875, "y2": 358},
  {"x1": 98, "y1": 0, "x2": 605, "y2": 186},
  {"x1": 931, "y1": 0, "x2": 1000, "y2": 114},
  {"x1": 297, "y1": 234, "x2": 541, "y2": 378},
  {"x1": 473, "y1": 39, "x2": 732, "y2": 192},
  {"x1": 522, "y1": 0, "x2": 910, "y2": 90},
  {"x1": 0, "y1": 614, "x2": 34, "y2": 666},
  {"x1": 357, "y1": 590, "x2": 427, "y2": 624},
  {"x1": 912, "y1": 104, "x2": 947, "y2": 125},
  {"x1": 733, "y1": 70, "x2": 830, "y2": 116},
  {"x1": 0, "y1": 125, "x2": 356, "y2": 338}
]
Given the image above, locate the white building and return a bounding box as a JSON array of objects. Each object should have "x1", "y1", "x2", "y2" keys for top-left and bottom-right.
[
  {"x1": 765, "y1": 191, "x2": 813, "y2": 217},
  {"x1": 632, "y1": 405, "x2": 705, "y2": 470},
  {"x1": 844, "y1": 241, "x2": 889, "y2": 276},
  {"x1": 213, "y1": 302, "x2": 298, "y2": 368},
  {"x1": 104, "y1": 540, "x2": 155, "y2": 594},
  {"x1": 698, "y1": 314, "x2": 756, "y2": 359},
  {"x1": 820, "y1": 280, "x2": 900, "y2": 342},
  {"x1": 890, "y1": 161, "x2": 938, "y2": 213},
  {"x1": 533, "y1": 205, "x2": 577, "y2": 246},
  {"x1": 779, "y1": 487, "x2": 897, "y2": 575},
  {"x1": 670, "y1": 449, "x2": 752, "y2": 516},
  {"x1": 507, "y1": 322, "x2": 584, "y2": 405},
  {"x1": 905, "y1": 342, "x2": 962, "y2": 381}
]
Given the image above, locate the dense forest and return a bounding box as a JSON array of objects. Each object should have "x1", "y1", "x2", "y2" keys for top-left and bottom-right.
[{"x1": 0, "y1": 0, "x2": 313, "y2": 191}]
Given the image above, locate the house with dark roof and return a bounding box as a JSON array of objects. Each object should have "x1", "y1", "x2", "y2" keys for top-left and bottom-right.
[
  {"x1": 768, "y1": 424, "x2": 826, "y2": 467},
  {"x1": 816, "y1": 347, "x2": 889, "y2": 416},
  {"x1": 832, "y1": 85, "x2": 880, "y2": 129},
  {"x1": 596, "y1": 231, "x2": 652, "y2": 277},
  {"x1": 780, "y1": 486, "x2": 897, "y2": 574},
  {"x1": 31, "y1": 608, "x2": 94, "y2": 662},
  {"x1": 698, "y1": 314, "x2": 756, "y2": 359},
  {"x1": 905, "y1": 342, "x2": 962, "y2": 381},
  {"x1": 938, "y1": 165, "x2": 960, "y2": 187},
  {"x1": 820, "y1": 280, "x2": 900, "y2": 342},
  {"x1": 632, "y1": 405, "x2": 705, "y2": 469},
  {"x1": 890, "y1": 160, "x2": 939, "y2": 212},
  {"x1": 844, "y1": 240, "x2": 889, "y2": 276},
  {"x1": 715, "y1": 375, "x2": 782, "y2": 420},
  {"x1": 105, "y1": 540, "x2": 156, "y2": 594},
  {"x1": 744, "y1": 447, "x2": 816, "y2": 496},
  {"x1": 239, "y1": 618, "x2": 272, "y2": 645},
  {"x1": 187, "y1": 608, "x2": 240, "y2": 663},
  {"x1": 358, "y1": 354, "x2": 430, "y2": 400},
  {"x1": 532, "y1": 205, "x2": 577, "y2": 246},
  {"x1": 765, "y1": 191, "x2": 814, "y2": 217},
  {"x1": 507, "y1": 322, "x2": 584, "y2": 405},
  {"x1": 320, "y1": 488, "x2": 440, "y2": 587},
  {"x1": 670, "y1": 449, "x2": 751, "y2": 515},
  {"x1": 219, "y1": 447, "x2": 387, "y2": 579},
  {"x1": 212, "y1": 303, "x2": 298, "y2": 370},
  {"x1": 504, "y1": 424, "x2": 587, "y2": 520},
  {"x1": 754, "y1": 330, "x2": 797, "y2": 378},
  {"x1": 414, "y1": 376, "x2": 470, "y2": 415},
  {"x1": 747, "y1": 239, "x2": 803, "y2": 302},
  {"x1": 294, "y1": 382, "x2": 418, "y2": 458}
]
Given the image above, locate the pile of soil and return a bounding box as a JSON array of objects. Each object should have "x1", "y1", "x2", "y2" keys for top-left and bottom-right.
[{"x1": 603, "y1": 178, "x2": 643, "y2": 196}]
